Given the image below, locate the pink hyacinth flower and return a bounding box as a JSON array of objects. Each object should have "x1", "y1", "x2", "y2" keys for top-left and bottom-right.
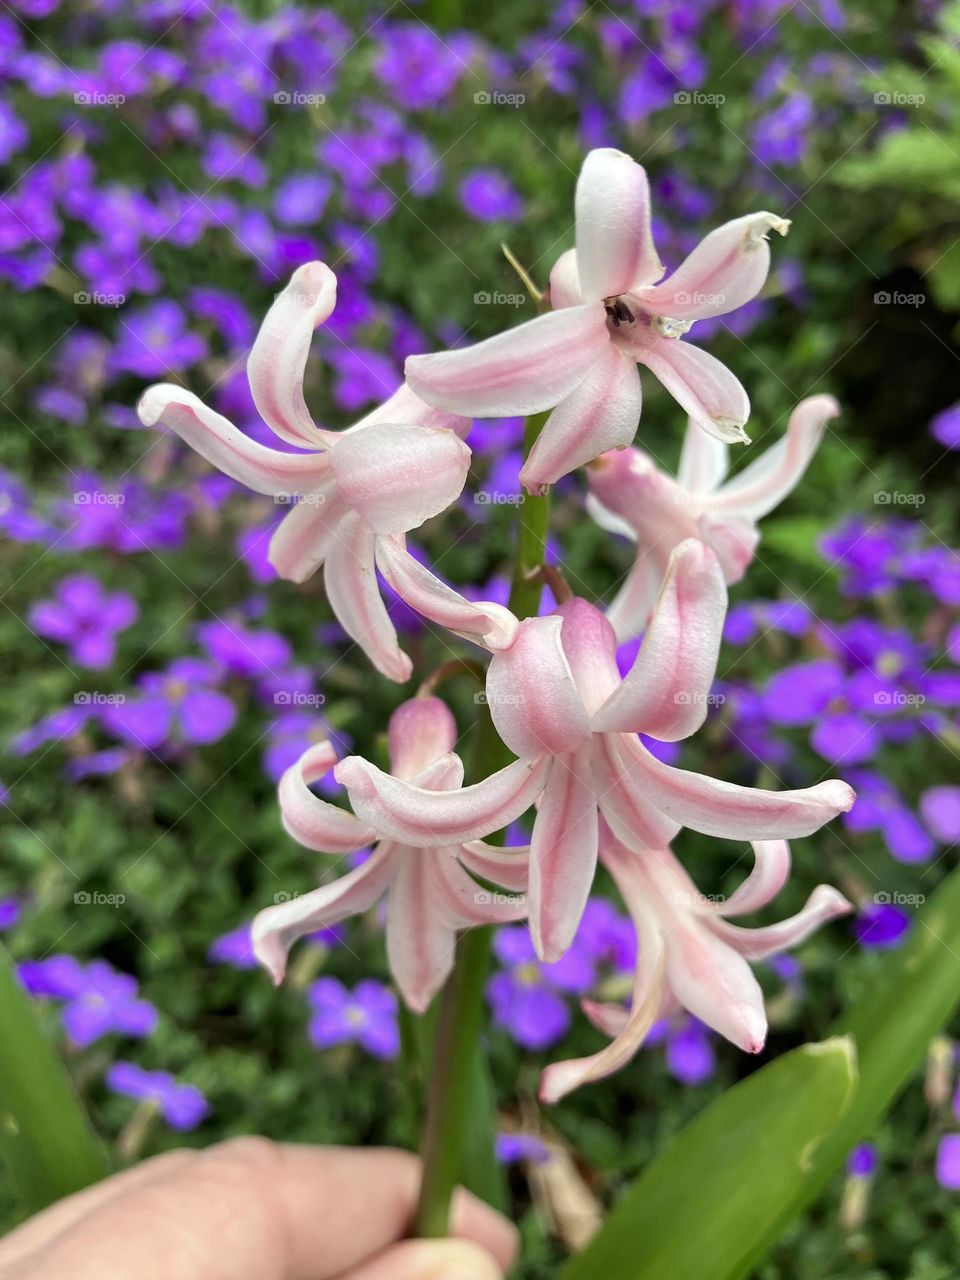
[
  {"x1": 540, "y1": 823, "x2": 851, "y2": 1103},
  {"x1": 138, "y1": 262, "x2": 516, "y2": 682},
  {"x1": 252, "y1": 697, "x2": 537, "y2": 1013},
  {"x1": 406, "y1": 148, "x2": 789, "y2": 492},
  {"x1": 334, "y1": 539, "x2": 854, "y2": 963},
  {"x1": 587, "y1": 395, "x2": 840, "y2": 638}
]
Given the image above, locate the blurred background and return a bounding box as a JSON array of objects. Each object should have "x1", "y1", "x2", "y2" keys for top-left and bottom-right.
[{"x1": 1, "y1": 0, "x2": 959, "y2": 1275}]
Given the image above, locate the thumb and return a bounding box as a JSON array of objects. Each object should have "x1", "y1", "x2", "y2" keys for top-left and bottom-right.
[{"x1": 339, "y1": 1238, "x2": 504, "y2": 1280}]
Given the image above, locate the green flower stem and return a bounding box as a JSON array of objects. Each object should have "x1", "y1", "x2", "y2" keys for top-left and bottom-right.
[
  {"x1": 0, "y1": 944, "x2": 109, "y2": 1213},
  {"x1": 413, "y1": 411, "x2": 551, "y2": 1237}
]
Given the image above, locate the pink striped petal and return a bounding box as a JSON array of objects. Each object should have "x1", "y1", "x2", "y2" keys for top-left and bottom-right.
[
  {"x1": 529, "y1": 749, "x2": 599, "y2": 962},
  {"x1": 323, "y1": 510, "x2": 412, "y2": 683},
  {"x1": 591, "y1": 732, "x2": 682, "y2": 850},
  {"x1": 387, "y1": 854, "x2": 459, "y2": 1012},
  {"x1": 374, "y1": 535, "x2": 518, "y2": 651},
  {"x1": 332, "y1": 422, "x2": 470, "y2": 534},
  {"x1": 387, "y1": 696, "x2": 458, "y2": 780},
  {"x1": 710, "y1": 395, "x2": 839, "y2": 520},
  {"x1": 268, "y1": 490, "x2": 346, "y2": 583},
  {"x1": 137, "y1": 385, "x2": 330, "y2": 496},
  {"x1": 638, "y1": 339, "x2": 751, "y2": 443},
  {"x1": 719, "y1": 840, "x2": 791, "y2": 917},
  {"x1": 676, "y1": 418, "x2": 729, "y2": 493},
  {"x1": 248, "y1": 261, "x2": 337, "y2": 448},
  {"x1": 663, "y1": 907, "x2": 767, "y2": 1052},
  {"x1": 252, "y1": 846, "x2": 392, "y2": 984},
  {"x1": 278, "y1": 741, "x2": 376, "y2": 853},
  {"x1": 593, "y1": 540, "x2": 727, "y2": 738},
  {"x1": 334, "y1": 754, "x2": 550, "y2": 846},
  {"x1": 634, "y1": 743, "x2": 856, "y2": 839},
  {"x1": 519, "y1": 345, "x2": 642, "y2": 493},
  {"x1": 548, "y1": 248, "x2": 583, "y2": 309},
  {"x1": 405, "y1": 305, "x2": 609, "y2": 418},
  {"x1": 553, "y1": 599, "x2": 621, "y2": 716},
  {"x1": 575, "y1": 148, "x2": 663, "y2": 301},
  {"x1": 640, "y1": 213, "x2": 789, "y2": 320},
  {"x1": 434, "y1": 854, "x2": 527, "y2": 927},
  {"x1": 710, "y1": 884, "x2": 852, "y2": 960},
  {"x1": 602, "y1": 554, "x2": 663, "y2": 643},
  {"x1": 356, "y1": 382, "x2": 470, "y2": 439},
  {"x1": 697, "y1": 513, "x2": 759, "y2": 584},
  {"x1": 459, "y1": 840, "x2": 530, "y2": 892},
  {"x1": 485, "y1": 616, "x2": 592, "y2": 759}
]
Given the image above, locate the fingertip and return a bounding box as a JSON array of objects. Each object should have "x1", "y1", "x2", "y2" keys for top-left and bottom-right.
[
  {"x1": 450, "y1": 1187, "x2": 520, "y2": 1272},
  {"x1": 343, "y1": 1238, "x2": 504, "y2": 1280}
]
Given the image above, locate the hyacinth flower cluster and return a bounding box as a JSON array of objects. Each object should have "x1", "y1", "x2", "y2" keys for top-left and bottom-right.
[{"x1": 137, "y1": 147, "x2": 854, "y2": 1123}]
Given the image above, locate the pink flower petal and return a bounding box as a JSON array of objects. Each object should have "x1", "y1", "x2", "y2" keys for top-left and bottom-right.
[
  {"x1": 137, "y1": 385, "x2": 330, "y2": 496},
  {"x1": 676, "y1": 418, "x2": 729, "y2": 494},
  {"x1": 268, "y1": 490, "x2": 346, "y2": 584},
  {"x1": 387, "y1": 696, "x2": 458, "y2": 781},
  {"x1": 591, "y1": 732, "x2": 682, "y2": 850},
  {"x1": 719, "y1": 840, "x2": 791, "y2": 917},
  {"x1": 599, "y1": 552, "x2": 663, "y2": 644},
  {"x1": 520, "y1": 345, "x2": 642, "y2": 493},
  {"x1": 386, "y1": 854, "x2": 459, "y2": 1012},
  {"x1": 593, "y1": 540, "x2": 727, "y2": 739},
  {"x1": 332, "y1": 422, "x2": 470, "y2": 534},
  {"x1": 711, "y1": 884, "x2": 852, "y2": 960},
  {"x1": 548, "y1": 247, "x2": 583, "y2": 310},
  {"x1": 247, "y1": 260, "x2": 337, "y2": 448},
  {"x1": 356, "y1": 382, "x2": 470, "y2": 439},
  {"x1": 637, "y1": 338, "x2": 751, "y2": 443},
  {"x1": 697, "y1": 513, "x2": 759, "y2": 584},
  {"x1": 334, "y1": 754, "x2": 550, "y2": 846},
  {"x1": 486, "y1": 616, "x2": 593, "y2": 759},
  {"x1": 640, "y1": 212, "x2": 789, "y2": 320},
  {"x1": 529, "y1": 750, "x2": 599, "y2": 962},
  {"x1": 278, "y1": 741, "x2": 376, "y2": 853},
  {"x1": 405, "y1": 305, "x2": 609, "y2": 418},
  {"x1": 575, "y1": 148, "x2": 663, "y2": 301},
  {"x1": 459, "y1": 840, "x2": 530, "y2": 892}
]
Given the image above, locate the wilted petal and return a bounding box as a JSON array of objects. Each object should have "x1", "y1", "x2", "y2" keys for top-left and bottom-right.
[
  {"x1": 137, "y1": 385, "x2": 330, "y2": 496},
  {"x1": 248, "y1": 260, "x2": 338, "y2": 448},
  {"x1": 711, "y1": 884, "x2": 852, "y2": 960},
  {"x1": 593, "y1": 540, "x2": 727, "y2": 739},
  {"x1": 634, "y1": 743, "x2": 856, "y2": 839},
  {"x1": 640, "y1": 212, "x2": 789, "y2": 320},
  {"x1": 575, "y1": 148, "x2": 662, "y2": 301},
  {"x1": 375, "y1": 535, "x2": 518, "y2": 651},
  {"x1": 323, "y1": 510, "x2": 412, "y2": 683},
  {"x1": 486, "y1": 616, "x2": 592, "y2": 759},
  {"x1": 335, "y1": 753, "x2": 550, "y2": 846},
  {"x1": 677, "y1": 417, "x2": 729, "y2": 494},
  {"x1": 278, "y1": 741, "x2": 376, "y2": 853},
  {"x1": 710, "y1": 395, "x2": 839, "y2": 520},
  {"x1": 405, "y1": 305, "x2": 609, "y2": 418},
  {"x1": 520, "y1": 345, "x2": 642, "y2": 492},
  {"x1": 268, "y1": 490, "x2": 346, "y2": 584},
  {"x1": 332, "y1": 422, "x2": 470, "y2": 534},
  {"x1": 529, "y1": 750, "x2": 599, "y2": 962},
  {"x1": 252, "y1": 847, "x2": 392, "y2": 984},
  {"x1": 638, "y1": 339, "x2": 751, "y2": 443}
]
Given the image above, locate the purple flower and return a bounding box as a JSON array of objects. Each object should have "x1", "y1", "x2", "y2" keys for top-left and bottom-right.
[
  {"x1": 65, "y1": 747, "x2": 132, "y2": 780},
  {"x1": 920, "y1": 786, "x2": 960, "y2": 844},
  {"x1": 111, "y1": 301, "x2": 208, "y2": 378},
  {"x1": 820, "y1": 518, "x2": 920, "y2": 597},
  {"x1": 647, "y1": 1015, "x2": 716, "y2": 1086},
  {"x1": 844, "y1": 770, "x2": 934, "y2": 863},
  {"x1": 376, "y1": 25, "x2": 468, "y2": 110},
  {"x1": 0, "y1": 897, "x2": 21, "y2": 931},
  {"x1": 273, "y1": 173, "x2": 333, "y2": 226},
  {"x1": 930, "y1": 404, "x2": 960, "y2": 450},
  {"x1": 487, "y1": 926, "x2": 595, "y2": 1051},
  {"x1": 207, "y1": 923, "x2": 258, "y2": 969},
  {"x1": 103, "y1": 658, "x2": 236, "y2": 750},
  {"x1": 496, "y1": 1134, "x2": 551, "y2": 1165},
  {"x1": 847, "y1": 1143, "x2": 877, "y2": 1177},
  {"x1": 853, "y1": 902, "x2": 911, "y2": 949},
  {"x1": 29, "y1": 575, "x2": 137, "y2": 669},
  {"x1": 307, "y1": 977, "x2": 399, "y2": 1059},
  {"x1": 937, "y1": 1134, "x2": 960, "y2": 1190},
  {"x1": 459, "y1": 169, "x2": 524, "y2": 222},
  {"x1": 20, "y1": 956, "x2": 157, "y2": 1047},
  {"x1": 197, "y1": 618, "x2": 291, "y2": 679},
  {"x1": 753, "y1": 93, "x2": 814, "y2": 167},
  {"x1": 106, "y1": 1061, "x2": 209, "y2": 1131}
]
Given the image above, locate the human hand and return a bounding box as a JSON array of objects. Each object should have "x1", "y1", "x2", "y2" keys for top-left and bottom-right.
[{"x1": 0, "y1": 1138, "x2": 518, "y2": 1280}]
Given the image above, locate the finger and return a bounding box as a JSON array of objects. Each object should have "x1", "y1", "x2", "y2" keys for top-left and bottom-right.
[
  {"x1": 15, "y1": 1139, "x2": 517, "y2": 1280},
  {"x1": 337, "y1": 1239, "x2": 503, "y2": 1280},
  {"x1": 0, "y1": 1152, "x2": 196, "y2": 1270}
]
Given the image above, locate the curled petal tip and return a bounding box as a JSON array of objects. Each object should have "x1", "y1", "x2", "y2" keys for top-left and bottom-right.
[{"x1": 333, "y1": 757, "x2": 373, "y2": 798}]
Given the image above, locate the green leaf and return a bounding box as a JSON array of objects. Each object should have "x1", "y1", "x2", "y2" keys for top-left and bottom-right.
[
  {"x1": 0, "y1": 945, "x2": 110, "y2": 1213},
  {"x1": 558, "y1": 1037, "x2": 857, "y2": 1280}
]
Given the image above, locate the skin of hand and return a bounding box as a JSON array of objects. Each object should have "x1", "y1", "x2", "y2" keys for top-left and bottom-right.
[{"x1": 0, "y1": 1139, "x2": 518, "y2": 1280}]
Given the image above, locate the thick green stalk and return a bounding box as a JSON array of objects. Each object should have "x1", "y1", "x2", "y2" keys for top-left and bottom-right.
[
  {"x1": 0, "y1": 945, "x2": 110, "y2": 1212},
  {"x1": 413, "y1": 411, "x2": 551, "y2": 1236}
]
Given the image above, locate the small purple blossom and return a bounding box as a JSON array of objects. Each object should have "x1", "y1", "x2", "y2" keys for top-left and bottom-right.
[
  {"x1": 20, "y1": 956, "x2": 157, "y2": 1047},
  {"x1": 459, "y1": 169, "x2": 524, "y2": 222},
  {"x1": 106, "y1": 1061, "x2": 209, "y2": 1131},
  {"x1": 103, "y1": 658, "x2": 236, "y2": 750},
  {"x1": 853, "y1": 902, "x2": 911, "y2": 950},
  {"x1": 487, "y1": 926, "x2": 595, "y2": 1051},
  {"x1": 29, "y1": 574, "x2": 137, "y2": 669},
  {"x1": 307, "y1": 977, "x2": 399, "y2": 1059},
  {"x1": 847, "y1": 1143, "x2": 878, "y2": 1177}
]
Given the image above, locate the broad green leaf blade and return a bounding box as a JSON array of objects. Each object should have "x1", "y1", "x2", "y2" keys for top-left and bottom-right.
[
  {"x1": 0, "y1": 945, "x2": 110, "y2": 1212},
  {"x1": 558, "y1": 1037, "x2": 857, "y2": 1280}
]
